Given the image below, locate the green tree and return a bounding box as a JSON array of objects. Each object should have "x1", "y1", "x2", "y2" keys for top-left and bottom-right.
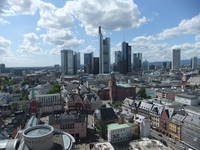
[
  {"x1": 47, "y1": 83, "x2": 61, "y2": 94},
  {"x1": 137, "y1": 87, "x2": 147, "y2": 99},
  {"x1": 95, "y1": 120, "x2": 107, "y2": 139}
]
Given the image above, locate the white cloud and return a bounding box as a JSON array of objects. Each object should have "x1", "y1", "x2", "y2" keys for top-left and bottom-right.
[
  {"x1": 0, "y1": 35, "x2": 11, "y2": 56},
  {"x1": 129, "y1": 14, "x2": 200, "y2": 61},
  {"x1": 41, "y1": 29, "x2": 84, "y2": 49},
  {"x1": 131, "y1": 36, "x2": 172, "y2": 61},
  {"x1": 37, "y1": 1, "x2": 73, "y2": 30},
  {"x1": 0, "y1": 0, "x2": 40, "y2": 16},
  {"x1": 80, "y1": 45, "x2": 96, "y2": 54},
  {"x1": 19, "y1": 33, "x2": 42, "y2": 54},
  {"x1": 0, "y1": 18, "x2": 9, "y2": 24},
  {"x1": 37, "y1": 1, "x2": 83, "y2": 50},
  {"x1": 157, "y1": 14, "x2": 200, "y2": 40},
  {"x1": 65, "y1": 0, "x2": 147, "y2": 35},
  {"x1": 195, "y1": 35, "x2": 200, "y2": 42}
]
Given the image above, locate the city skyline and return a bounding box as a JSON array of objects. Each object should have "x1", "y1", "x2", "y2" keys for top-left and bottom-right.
[{"x1": 0, "y1": 0, "x2": 200, "y2": 67}]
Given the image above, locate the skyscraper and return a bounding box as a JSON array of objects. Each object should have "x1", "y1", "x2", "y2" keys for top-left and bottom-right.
[
  {"x1": 84, "y1": 52, "x2": 93, "y2": 74},
  {"x1": 192, "y1": 56, "x2": 198, "y2": 70},
  {"x1": 61, "y1": 50, "x2": 74, "y2": 75},
  {"x1": 93, "y1": 57, "x2": 99, "y2": 74},
  {"x1": 99, "y1": 26, "x2": 103, "y2": 74},
  {"x1": 143, "y1": 60, "x2": 149, "y2": 72},
  {"x1": 122, "y1": 41, "x2": 132, "y2": 73},
  {"x1": 133, "y1": 53, "x2": 142, "y2": 72},
  {"x1": 103, "y1": 37, "x2": 110, "y2": 74},
  {"x1": 99, "y1": 26, "x2": 110, "y2": 74},
  {"x1": 114, "y1": 51, "x2": 122, "y2": 72},
  {"x1": 0, "y1": 64, "x2": 5, "y2": 73},
  {"x1": 172, "y1": 49, "x2": 181, "y2": 70},
  {"x1": 74, "y1": 52, "x2": 80, "y2": 74}
]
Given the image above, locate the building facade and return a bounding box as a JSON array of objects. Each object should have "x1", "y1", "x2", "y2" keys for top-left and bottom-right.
[
  {"x1": 122, "y1": 41, "x2": 132, "y2": 73},
  {"x1": 74, "y1": 52, "x2": 80, "y2": 74},
  {"x1": 49, "y1": 113, "x2": 87, "y2": 139},
  {"x1": 133, "y1": 53, "x2": 142, "y2": 72},
  {"x1": 191, "y1": 56, "x2": 198, "y2": 70},
  {"x1": 175, "y1": 94, "x2": 200, "y2": 106},
  {"x1": 99, "y1": 26, "x2": 110, "y2": 74},
  {"x1": 114, "y1": 51, "x2": 122, "y2": 72},
  {"x1": 103, "y1": 38, "x2": 110, "y2": 74},
  {"x1": 107, "y1": 123, "x2": 133, "y2": 143},
  {"x1": 61, "y1": 50, "x2": 74, "y2": 75},
  {"x1": 34, "y1": 93, "x2": 64, "y2": 115},
  {"x1": 0, "y1": 64, "x2": 5, "y2": 73},
  {"x1": 93, "y1": 57, "x2": 99, "y2": 74},
  {"x1": 172, "y1": 49, "x2": 181, "y2": 70},
  {"x1": 84, "y1": 52, "x2": 93, "y2": 74},
  {"x1": 109, "y1": 75, "x2": 136, "y2": 101}
]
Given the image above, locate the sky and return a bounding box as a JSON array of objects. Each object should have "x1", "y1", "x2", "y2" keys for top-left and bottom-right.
[{"x1": 0, "y1": 0, "x2": 200, "y2": 67}]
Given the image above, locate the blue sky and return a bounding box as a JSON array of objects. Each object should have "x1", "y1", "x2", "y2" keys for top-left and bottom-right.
[{"x1": 0, "y1": 0, "x2": 200, "y2": 67}]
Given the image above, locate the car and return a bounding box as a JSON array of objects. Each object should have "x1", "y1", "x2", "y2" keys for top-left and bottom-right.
[{"x1": 158, "y1": 134, "x2": 163, "y2": 137}]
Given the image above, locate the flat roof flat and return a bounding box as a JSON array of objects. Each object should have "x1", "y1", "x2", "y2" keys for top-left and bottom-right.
[{"x1": 107, "y1": 123, "x2": 130, "y2": 130}]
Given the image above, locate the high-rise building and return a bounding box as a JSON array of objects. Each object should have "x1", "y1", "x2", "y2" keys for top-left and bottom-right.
[
  {"x1": 191, "y1": 56, "x2": 198, "y2": 70},
  {"x1": 99, "y1": 26, "x2": 110, "y2": 74},
  {"x1": 84, "y1": 52, "x2": 93, "y2": 74},
  {"x1": 162, "y1": 62, "x2": 167, "y2": 69},
  {"x1": 122, "y1": 41, "x2": 132, "y2": 73},
  {"x1": 172, "y1": 49, "x2": 181, "y2": 70},
  {"x1": 103, "y1": 37, "x2": 110, "y2": 74},
  {"x1": 99, "y1": 26, "x2": 103, "y2": 74},
  {"x1": 133, "y1": 53, "x2": 142, "y2": 72},
  {"x1": 114, "y1": 51, "x2": 122, "y2": 72},
  {"x1": 61, "y1": 50, "x2": 74, "y2": 75},
  {"x1": 74, "y1": 52, "x2": 80, "y2": 74},
  {"x1": 0, "y1": 64, "x2": 5, "y2": 73},
  {"x1": 115, "y1": 51, "x2": 122, "y2": 65},
  {"x1": 143, "y1": 60, "x2": 149, "y2": 72},
  {"x1": 93, "y1": 57, "x2": 99, "y2": 74}
]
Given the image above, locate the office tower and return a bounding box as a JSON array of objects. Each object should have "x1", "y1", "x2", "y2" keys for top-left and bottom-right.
[
  {"x1": 0, "y1": 64, "x2": 5, "y2": 73},
  {"x1": 133, "y1": 53, "x2": 142, "y2": 72},
  {"x1": 99, "y1": 26, "x2": 103, "y2": 74},
  {"x1": 143, "y1": 60, "x2": 149, "y2": 72},
  {"x1": 162, "y1": 62, "x2": 167, "y2": 69},
  {"x1": 122, "y1": 41, "x2": 132, "y2": 73},
  {"x1": 115, "y1": 51, "x2": 122, "y2": 65},
  {"x1": 172, "y1": 49, "x2": 181, "y2": 70},
  {"x1": 192, "y1": 56, "x2": 198, "y2": 70},
  {"x1": 74, "y1": 52, "x2": 80, "y2": 74},
  {"x1": 93, "y1": 57, "x2": 99, "y2": 74},
  {"x1": 103, "y1": 37, "x2": 111, "y2": 74},
  {"x1": 84, "y1": 52, "x2": 93, "y2": 74},
  {"x1": 99, "y1": 26, "x2": 110, "y2": 74},
  {"x1": 114, "y1": 51, "x2": 122, "y2": 72},
  {"x1": 61, "y1": 50, "x2": 74, "y2": 75}
]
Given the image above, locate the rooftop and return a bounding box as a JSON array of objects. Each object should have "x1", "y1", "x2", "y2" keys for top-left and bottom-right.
[
  {"x1": 129, "y1": 138, "x2": 172, "y2": 150},
  {"x1": 117, "y1": 83, "x2": 134, "y2": 88},
  {"x1": 176, "y1": 94, "x2": 197, "y2": 99},
  {"x1": 107, "y1": 123, "x2": 130, "y2": 130},
  {"x1": 93, "y1": 142, "x2": 114, "y2": 150}
]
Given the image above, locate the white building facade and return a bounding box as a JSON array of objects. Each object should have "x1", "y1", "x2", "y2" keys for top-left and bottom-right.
[
  {"x1": 35, "y1": 93, "x2": 64, "y2": 114},
  {"x1": 175, "y1": 94, "x2": 200, "y2": 106},
  {"x1": 107, "y1": 123, "x2": 133, "y2": 143}
]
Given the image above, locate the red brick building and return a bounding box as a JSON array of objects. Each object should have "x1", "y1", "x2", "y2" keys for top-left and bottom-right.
[{"x1": 109, "y1": 75, "x2": 136, "y2": 101}]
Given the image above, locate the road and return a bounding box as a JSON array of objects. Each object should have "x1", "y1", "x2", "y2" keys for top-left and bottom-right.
[{"x1": 150, "y1": 129, "x2": 187, "y2": 150}]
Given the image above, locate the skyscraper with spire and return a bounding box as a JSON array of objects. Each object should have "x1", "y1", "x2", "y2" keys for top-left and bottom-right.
[
  {"x1": 99, "y1": 26, "x2": 110, "y2": 74},
  {"x1": 99, "y1": 26, "x2": 103, "y2": 73}
]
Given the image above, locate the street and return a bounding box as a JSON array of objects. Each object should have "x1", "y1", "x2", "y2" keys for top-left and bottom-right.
[{"x1": 150, "y1": 129, "x2": 187, "y2": 150}]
